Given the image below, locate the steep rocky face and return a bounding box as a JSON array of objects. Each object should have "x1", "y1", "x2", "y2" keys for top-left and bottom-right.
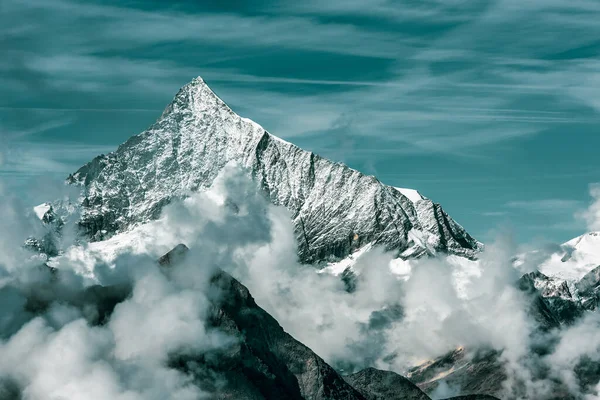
[
  {"x1": 574, "y1": 265, "x2": 600, "y2": 309},
  {"x1": 179, "y1": 269, "x2": 357, "y2": 398},
  {"x1": 68, "y1": 77, "x2": 481, "y2": 263},
  {"x1": 342, "y1": 367, "x2": 429, "y2": 400},
  {"x1": 442, "y1": 396, "x2": 500, "y2": 400},
  {"x1": 407, "y1": 348, "x2": 506, "y2": 399},
  {"x1": 200, "y1": 270, "x2": 367, "y2": 399},
  {"x1": 518, "y1": 271, "x2": 584, "y2": 326},
  {"x1": 408, "y1": 344, "x2": 582, "y2": 400}
]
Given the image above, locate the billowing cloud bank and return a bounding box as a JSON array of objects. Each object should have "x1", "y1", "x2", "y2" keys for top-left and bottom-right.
[{"x1": 1, "y1": 169, "x2": 600, "y2": 399}]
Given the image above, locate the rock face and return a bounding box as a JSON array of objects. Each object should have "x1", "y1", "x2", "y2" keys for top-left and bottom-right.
[
  {"x1": 343, "y1": 367, "x2": 430, "y2": 400},
  {"x1": 68, "y1": 77, "x2": 481, "y2": 263},
  {"x1": 518, "y1": 271, "x2": 583, "y2": 326},
  {"x1": 193, "y1": 272, "x2": 366, "y2": 399},
  {"x1": 406, "y1": 348, "x2": 506, "y2": 399},
  {"x1": 575, "y1": 265, "x2": 600, "y2": 309},
  {"x1": 442, "y1": 396, "x2": 500, "y2": 400}
]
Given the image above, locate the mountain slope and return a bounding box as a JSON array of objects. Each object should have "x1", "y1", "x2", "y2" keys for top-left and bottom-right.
[
  {"x1": 160, "y1": 245, "x2": 369, "y2": 400},
  {"x1": 343, "y1": 367, "x2": 430, "y2": 400},
  {"x1": 67, "y1": 77, "x2": 480, "y2": 263}
]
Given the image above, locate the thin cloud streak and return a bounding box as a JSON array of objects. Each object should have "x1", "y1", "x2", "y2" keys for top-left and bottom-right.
[
  {"x1": 4, "y1": 0, "x2": 600, "y2": 160},
  {"x1": 506, "y1": 199, "x2": 583, "y2": 213},
  {"x1": 1, "y1": 142, "x2": 115, "y2": 176},
  {"x1": 0, "y1": 118, "x2": 74, "y2": 140},
  {"x1": 5, "y1": 0, "x2": 411, "y2": 59},
  {"x1": 0, "y1": 107, "x2": 162, "y2": 113}
]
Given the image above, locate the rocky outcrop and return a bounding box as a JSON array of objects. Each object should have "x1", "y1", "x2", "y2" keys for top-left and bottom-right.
[
  {"x1": 407, "y1": 348, "x2": 505, "y2": 399},
  {"x1": 343, "y1": 367, "x2": 429, "y2": 400}
]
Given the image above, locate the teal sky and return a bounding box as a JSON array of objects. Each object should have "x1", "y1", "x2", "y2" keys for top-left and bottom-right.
[{"x1": 2, "y1": 0, "x2": 600, "y2": 245}]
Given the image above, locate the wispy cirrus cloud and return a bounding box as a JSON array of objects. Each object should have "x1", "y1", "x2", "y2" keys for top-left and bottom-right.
[
  {"x1": 3, "y1": 0, "x2": 410, "y2": 60},
  {"x1": 0, "y1": 118, "x2": 74, "y2": 140},
  {"x1": 268, "y1": 0, "x2": 488, "y2": 23},
  {"x1": 0, "y1": 107, "x2": 161, "y2": 113},
  {"x1": 0, "y1": 116, "x2": 113, "y2": 188},
  {"x1": 0, "y1": 142, "x2": 114, "y2": 178},
  {"x1": 4, "y1": 0, "x2": 599, "y2": 159},
  {"x1": 506, "y1": 199, "x2": 584, "y2": 214}
]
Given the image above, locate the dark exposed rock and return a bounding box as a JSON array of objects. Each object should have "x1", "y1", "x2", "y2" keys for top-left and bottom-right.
[
  {"x1": 367, "y1": 304, "x2": 404, "y2": 331},
  {"x1": 158, "y1": 243, "x2": 190, "y2": 267},
  {"x1": 518, "y1": 271, "x2": 582, "y2": 327},
  {"x1": 407, "y1": 348, "x2": 506, "y2": 399},
  {"x1": 441, "y1": 396, "x2": 500, "y2": 400},
  {"x1": 0, "y1": 378, "x2": 21, "y2": 400},
  {"x1": 21, "y1": 280, "x2": 132, "y2": 327},
  {"x1": 341, "y1": 266, "x2": 357, "y2": 293},
  {"x1": 343, "y1": 367, "x2": 429, "y2": 400},
  {"x1": 575, "y1": 266, "x2": 600, "y2": 305}
]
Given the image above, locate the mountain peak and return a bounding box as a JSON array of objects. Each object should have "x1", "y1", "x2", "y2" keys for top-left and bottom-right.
[
  {"x1": 190, "y1": 75, "x2": 206, "y2": 85},
  {"x1": 181, "y1": 76, "x2": 216, "y2": 99},
  {"x1": 160, "y1": 76, "x2": 233, "y2": 119},
  {"x1": 180, "y1": 75, "x2": 213, "y2": 94},
  {"x1": 68, "y1": 77, "x2": 481, "y2": 261},
  {"x1": 535, "y1": 231, "x2": 600, "y2": 283}
]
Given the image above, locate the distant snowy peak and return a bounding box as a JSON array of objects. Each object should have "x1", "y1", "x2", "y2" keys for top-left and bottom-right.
[
  {"x1": 519, "y1": 232, "x2": 600, "y2": 316},
  {"x1": 68, "y1": 76, "x2": 481, "y2": 263},
  {"x1": 539, "y1": 232, "x2": 600, "y2": 282}
]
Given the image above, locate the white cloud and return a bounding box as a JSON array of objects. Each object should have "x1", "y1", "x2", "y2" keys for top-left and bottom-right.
[
  {"x1": 577, "y1": 183, "x2": 600, "y2": 231},
  {"x1": 2, "y1": 166, "x2": 600, "y2": 398}
]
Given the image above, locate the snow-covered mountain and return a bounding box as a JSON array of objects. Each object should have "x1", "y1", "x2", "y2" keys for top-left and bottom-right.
[
  {"x1": 519, "y1": 232, "x2": 600, "y2": 319},
  {"x1": 538, "y1": 232, "x2": 600, "y2": 283},
  {"x1": 63, "y1": 77, "x2": 480, "y2": 264}
]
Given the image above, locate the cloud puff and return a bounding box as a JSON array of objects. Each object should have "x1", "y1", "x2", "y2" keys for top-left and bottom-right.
[
  {"x1": 0, "y1": 184, "x2": 234, "y2": 399},
  {"x1": 506, "y1": 199, "x2": 583, "y2": 214},
  {"x1": 577, "y1": 183, "x2": 600, "y2": 232}
]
